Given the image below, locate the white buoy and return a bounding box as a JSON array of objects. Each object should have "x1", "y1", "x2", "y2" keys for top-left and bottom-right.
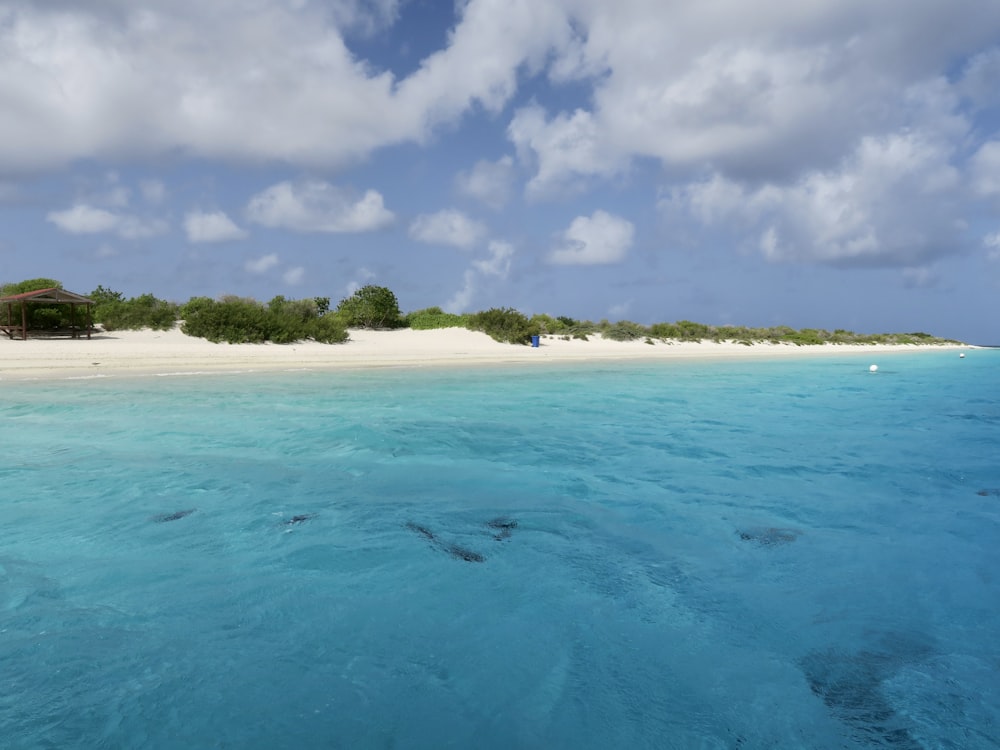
[
  {"x1": 960, "y1": 352, "x2": 966, "y2": 358},
  {"x1": 869, "y1": 364, "x2": 878, "y2": 373}
]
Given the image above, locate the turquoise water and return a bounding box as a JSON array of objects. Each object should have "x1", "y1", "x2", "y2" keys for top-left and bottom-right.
[{"x1": 2, "y1": 352, "x2": 999, "y2": 749}]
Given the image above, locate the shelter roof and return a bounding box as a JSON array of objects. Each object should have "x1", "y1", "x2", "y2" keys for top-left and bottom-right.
[{"x1": 0, "y1": 287, "x2": 94, "y2": 304}]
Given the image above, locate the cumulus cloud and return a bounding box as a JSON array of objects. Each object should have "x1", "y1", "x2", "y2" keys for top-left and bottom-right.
[
  {"x1": 47, "y1": 205, "x2": 120, "y2": 234},
  {"x1": 140, "y1": 179, "x2": 167, "y2": 204},
  {"x1": 283, "y1": 266, "x2": 305, "y2": 285},
  {"x1": 246, "y1": 181, "x2": 394, "y2": 233},
  {"x1": 960, "y1": 48, "x2": 1000, "y2": 109},
  {"x1": 473, "y1": 240, "x2": 515, "y2": 277},
  {"x1": 184, "y1": 210, "x2": 248, "y2": 243},
  {"x1": 524, "y1": 1, "x2": 999, "y2": 189},
  {"x1": 0, "y1": 0, "x2": 568, "y2": 173},
  {"x1": 46, "y1": 203, "x2": 167, "y2": 239},
  {"x1": 970, "y1": 141, "x2": 1000, "y2": 196},
  {"x1": 409, "y1": 209, "x2": 487, "y2": 248},
  {"x1": 549, "y1": 210, "x2": 634, "y2": 265},
  {"x1": 985, "y1": 232, "x2": 1000, "y2": 261},
  {"x1": 671, "y1": 129, "x2": 964, "y2": 266},
  {"x1": 245, "y1": 254, "x2": 279, "y2": 274},
  {"x1": 445, "y1": 270, "x2": 477, "y2": 314},
  {"x1": 509, "y1": 105, "x2": 623, "y2": 198},
  {"x1": 446, "y1": 240, "x2": 516, "y2": 312},
  {"x1": 345, "y1": 267, "x2": 377, "y2": 296},
  {"x1": 456, "y1": 156, "x2": 515, "y2": 209}
]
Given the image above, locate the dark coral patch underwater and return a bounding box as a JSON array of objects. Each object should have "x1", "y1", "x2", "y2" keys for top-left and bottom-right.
[
  {"x1": 736, "y1": 527, "x2": 801, "y2": 546},
  {"x1": 151, "y1": 509, "x2": 196, "y2": 523}
]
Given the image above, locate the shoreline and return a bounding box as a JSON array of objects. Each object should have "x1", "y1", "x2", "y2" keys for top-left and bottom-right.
[{"x1": 0, "y1": 326, "x2": 975, "y2": 382}]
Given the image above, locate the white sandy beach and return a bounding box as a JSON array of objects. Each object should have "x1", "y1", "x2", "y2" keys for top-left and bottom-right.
[{"x1": 0, "y1": 325, "x2": 972, "y2": 381}]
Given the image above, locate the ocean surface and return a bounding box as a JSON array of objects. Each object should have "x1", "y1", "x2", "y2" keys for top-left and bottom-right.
[{"x1": 2, "y1": 351, "x2": 999, "y2": 749}]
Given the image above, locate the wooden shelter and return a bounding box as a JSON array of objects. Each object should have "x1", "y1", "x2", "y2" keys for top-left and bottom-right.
[{"x1": 0, "y1": 287, "x2": 95, "y2": 340}]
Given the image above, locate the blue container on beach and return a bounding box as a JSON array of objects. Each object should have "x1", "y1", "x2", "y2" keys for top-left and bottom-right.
[{"x1": 531, "y1": 335, "x2": 540, "y2": 347}]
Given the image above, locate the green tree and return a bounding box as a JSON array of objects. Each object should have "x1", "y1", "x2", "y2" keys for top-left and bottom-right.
[
  {"x1": 336, "y1": 285, "x2": 402, "y2": 328},
  {"x1": 1, "y1": 278, "x2": 70, "y2": 329},
  {"x1": 1, "y1": 278, "x2": 63, "y2": 297}
]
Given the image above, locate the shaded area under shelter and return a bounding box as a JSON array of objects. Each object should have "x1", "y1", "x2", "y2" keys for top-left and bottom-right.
[{"x1": 0, "y1": 287, "x2": 95, "y2": 340}]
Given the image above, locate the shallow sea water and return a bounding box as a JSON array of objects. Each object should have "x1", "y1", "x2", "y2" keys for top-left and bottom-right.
[{"x1": 2, "y1": 351, "x2": 999, "y2": 749}]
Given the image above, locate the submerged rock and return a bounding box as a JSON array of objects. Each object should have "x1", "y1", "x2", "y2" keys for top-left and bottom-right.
[
  {"x1": 404, "y1": 521, "x2": 436, "y2": 541},
  {"x1": 736, "y1": 527, "x2": 801, "y2": 546},
  {"x1": 405, "y1": 521, "x2": 485, "y2": 562},
  {"x1": 800, "y1": 634, "x2": 935, "y2": 749},
  {"x1": 445, "y1": 544, "x2": 485, "y2": 563},
  {"x1": 152, "y1": 509, "x2": 196, "y2": 523},
  {"x1": 486, "y1": 517, "x2": 518, "y2": 541}
]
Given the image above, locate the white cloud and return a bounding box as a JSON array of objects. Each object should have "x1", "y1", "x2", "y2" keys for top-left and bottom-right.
[
  {"x1": 409, "y1": 209, "x2": 487, "y2": 248},
  {"x1": 283, "y1": 266, "x2": 305, "y2": 285},
  {"x1": 456, "y1": 156, "x2": 515, "y2": 209},
  {"x1": 245, "y1": 254, "x2": 279, "y2": 274},
  {"x1": 246, "y1": 181, "x2": 394, "y2": 233},
  {"x1": 345, "y1": 267, "x2": 377, "y2": 296},
  {"x1": 444, "y1": 270, "x2": 476, "y2": 314},
  {"x1": 184, "y1": 210, "x2": 248, "y2": 243},
  {"x1": 549, "y1": 210, "x2": 634, "y2": 265},
  {"x1": 960, "y1": 48, "x2": 1000, "y2": 108},
  {"x1": 446, "y1": 240, "x2": 516, "y2": 312},
  {"x1": 970, "y1": 141, "x2": 1000, "y2": 196},
  {"x1": 473, "y1": 240, "x2": 515, "y2": 278},
  {"x1": 985, "y1": 232, "x2": 1000, "y2": 261},
  {"x1": 141, "y1": 179, "x2": 167, "y2": 204},
  {"x1": 46, "y1": 203, "x2": 168, "y2": 239},
  {"x1": 47, "y1": 204, "x2": 120, "y2": 234},
  {"x1": 0, "y1": 0, "x2": 569, "y2": 172},
  {"x1": 672, "y1": 129, "x2": 963, "y2": 266},
  {"x1": 509, "y1": 105, "x2": 623, "y2": 198},
  {"x1": 117, "y1": 215, "x2": 168, "y2": 240}
]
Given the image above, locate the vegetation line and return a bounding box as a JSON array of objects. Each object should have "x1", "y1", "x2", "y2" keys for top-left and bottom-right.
[{"x1": 1, "y1": 278, "x2": 962, "y2": 347}]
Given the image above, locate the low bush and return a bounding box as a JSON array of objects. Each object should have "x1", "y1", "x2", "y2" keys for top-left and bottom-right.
[
  {"x1": 601, "y1": 320, "x2": 648, "y2": 341},
  {"x1": 405, "y1": 306, "x2": 468, "y2": 329},
  {"x1": 179, "y1": 295, "x2": 348, "y2": 344},
  {"x1": 95, "y1": 292, "x2": 179, "y2": 331},
  {"x1": 466, "y1": 307, "x2": 538, "y2": 345}
]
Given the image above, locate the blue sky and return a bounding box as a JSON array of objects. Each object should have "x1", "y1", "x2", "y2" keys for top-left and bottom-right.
[{"x1": 2, "y1": 1, "x2": 999, "y2": 343}]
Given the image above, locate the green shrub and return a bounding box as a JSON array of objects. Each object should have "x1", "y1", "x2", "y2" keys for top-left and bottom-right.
[
  {"x1": 530, "y1": 313, "x2": 563, "y2": 334},
  {"x1": 181, "y1": 296, "x2": 271, "y2": 343},
  {"x1": 336, "y1": 285, "x2": 402, "y2": 328},
  {"x1": 405, "y1": 306, "x2": 468, "y2": 329},
  {"x1": 180, "y1": 295, "x2": 348, "y2": 344},
  {"x1": 33, "y1": 308, "x2": 63, "y2": 329},
  {"x1": 307, "y1": 314, "x2": 350, "y2": 343},
  {"x1": 95, "y1": 292, "x2": 178, "y2": 331},
  {"x1": 601, "y1": 320, "x2": 648, "y2": 341},
  {"x1": 466, "y1": 307, "x2": 538, "y2": 345}
]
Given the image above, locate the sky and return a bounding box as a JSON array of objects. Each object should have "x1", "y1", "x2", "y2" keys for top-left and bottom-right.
[{"x1": 2, "y1": 1, "x2": 1000, "y2": 343}]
